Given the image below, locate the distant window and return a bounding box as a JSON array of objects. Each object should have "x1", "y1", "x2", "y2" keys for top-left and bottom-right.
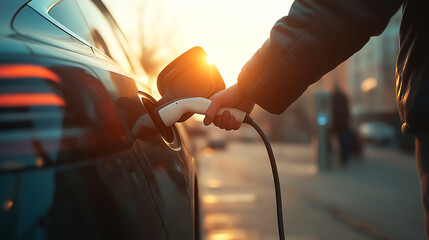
[
  {"x1": 76, "y1": 0, "x2": 133, "y2": 73},
  {"x1": 49, "y1": 0, "x2": 93, "y2": 44}
]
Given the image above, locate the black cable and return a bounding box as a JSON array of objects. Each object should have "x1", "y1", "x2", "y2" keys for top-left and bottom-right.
[{"x1": 244, "y1": 114, "x2": 285, "y2": 240}]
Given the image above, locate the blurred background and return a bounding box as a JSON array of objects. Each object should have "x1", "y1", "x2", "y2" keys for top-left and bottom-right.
[{"x1": 103, "y1": 0, "x2": 422, "y2": 239}]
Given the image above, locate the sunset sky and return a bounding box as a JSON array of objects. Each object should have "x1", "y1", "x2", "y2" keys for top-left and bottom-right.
[{"x1": 105, "y1": 0, "x2": 294, "y2": 87}]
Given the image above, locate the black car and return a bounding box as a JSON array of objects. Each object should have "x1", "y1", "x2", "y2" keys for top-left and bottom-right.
[{"x1": 0, "y1": 0, "x2": 200, "y2": 239}]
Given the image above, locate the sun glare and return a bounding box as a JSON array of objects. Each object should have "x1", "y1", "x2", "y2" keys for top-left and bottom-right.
[
  {"x1": 138, "y1": 75, "x2": 149, "y2": 84},
  {"x1": 206, "y1": 55, "x2": 215, "y2": 65}
]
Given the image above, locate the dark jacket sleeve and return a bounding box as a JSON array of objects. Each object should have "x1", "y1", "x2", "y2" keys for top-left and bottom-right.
[{"x1": 237, "y1": 0, "x2": 402, "y2": 114}]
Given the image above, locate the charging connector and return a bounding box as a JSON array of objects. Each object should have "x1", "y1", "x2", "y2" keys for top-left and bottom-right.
[{"x1": 132, "y1": 97, "x2": 285, "y2": 240}]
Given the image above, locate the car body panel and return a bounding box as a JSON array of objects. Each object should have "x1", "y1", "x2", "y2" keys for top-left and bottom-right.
[
  {"x1": 0, "y1": 0, "x2": 27, "y2": 36},
  {"x1": 0, "y1": 151, "x2": 168, "y2": 240},
  {"x1": 0, "y1": 37, "x2": 33, "y2": 56}
]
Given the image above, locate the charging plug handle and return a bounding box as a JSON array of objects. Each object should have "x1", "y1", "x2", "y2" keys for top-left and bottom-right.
[
  {"x1": 132, "y1": 97, "x2": 246, "y2": 140},
  {"x1": 158, "y1": 97, "x2": 246, "y2": 127}
]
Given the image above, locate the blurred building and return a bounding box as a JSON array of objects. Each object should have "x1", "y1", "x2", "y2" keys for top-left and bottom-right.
[{"x1": 345, "y1": 10, "x2": 402, "y2": 118}]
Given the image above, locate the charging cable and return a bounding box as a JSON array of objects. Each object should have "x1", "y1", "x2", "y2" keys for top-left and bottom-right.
[{"x1": 244, "y1": 115, "x2": 285, "y2": 240}]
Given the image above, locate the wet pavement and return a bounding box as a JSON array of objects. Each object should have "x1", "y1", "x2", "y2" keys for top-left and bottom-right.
[{"x1": 197, "y1": 139, "x2": 425, "y2": 240}]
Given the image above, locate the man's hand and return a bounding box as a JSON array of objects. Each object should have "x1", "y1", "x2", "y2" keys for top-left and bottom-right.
[{"x1": 204, "y1": 84, "x2": 255, "y2": 130}]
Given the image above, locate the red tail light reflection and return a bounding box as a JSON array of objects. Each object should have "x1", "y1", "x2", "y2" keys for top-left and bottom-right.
[
  {"x1": 0, "y1": 64, "x2": 61, "y2": 83},
  {"x1": 0, "y1": 64, "x2": 65, "y2": 107},
  {"x1": 0, "y1": 93, "x2": 65, "y2": 107}
]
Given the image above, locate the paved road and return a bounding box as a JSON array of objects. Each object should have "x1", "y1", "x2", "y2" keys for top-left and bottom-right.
[{"x1": 197, "y1": 140, "x2": 425, "y2": 240}]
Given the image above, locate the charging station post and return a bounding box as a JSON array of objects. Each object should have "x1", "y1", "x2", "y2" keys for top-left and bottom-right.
[{"x1": 315, "y1": 90, "x2": 332, "y2": 171}]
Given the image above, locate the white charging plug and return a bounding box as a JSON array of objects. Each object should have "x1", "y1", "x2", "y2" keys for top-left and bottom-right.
[
  {"x1": 132, "y1": 97, "x2": 246, "y2": 138},
  {"x1": 158, "y1": 97, "x2": 246, "y2": 127}
]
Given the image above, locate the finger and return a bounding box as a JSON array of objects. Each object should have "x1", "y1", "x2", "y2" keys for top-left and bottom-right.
[
  {"x1": 220, "y1": 111, "x2": 231, "y2": 129},
  {"x1": 204, "y1": 97, "x2": 222, "y2": 126},
  {"x1": 218, "y1": 113, "x2": 227, "y2": 129},
  {"x1": 221, "y1": 110, "x2": 231, "y2": 121},
  {"x1": 218, "y1": 120, "x2": 226, "y2": 129},
  {"x1": 225, "y1": 116, "x2": 236, "y2": 131},
  {"x1": 232, "y1": 121, "x2": 241, "y2": 130},
  {"x1": 213, "y1": 115, "x2": 222, "y2": 128}
]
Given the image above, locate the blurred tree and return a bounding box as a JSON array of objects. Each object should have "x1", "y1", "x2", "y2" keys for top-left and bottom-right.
[{"x1": 136, "y1": 0, "x2": 184, "y2": 84}]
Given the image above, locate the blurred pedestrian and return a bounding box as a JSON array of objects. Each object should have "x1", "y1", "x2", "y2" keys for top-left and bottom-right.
[
  {"x1": 331, "y1": 82, "x2": 351, "y2": 167},
  {"x1": 204, "y1": 0, "x2": 429, "y2": 236}
]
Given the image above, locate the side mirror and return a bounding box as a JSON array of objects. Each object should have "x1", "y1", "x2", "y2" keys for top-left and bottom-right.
[{"x1": 157, "y1": 46, "x2": 225, "y2": 104}]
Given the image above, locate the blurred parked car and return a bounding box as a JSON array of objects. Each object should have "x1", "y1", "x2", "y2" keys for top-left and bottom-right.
[
  {"x1": 358, "y1": 121, "x2": 397, "y2": 146},
  {"x1": 207, "y1": 129, "x2": 227, "y2": 149},
  {"x1": 0, "y1": 0, "x2": 200, "y2": 239}
]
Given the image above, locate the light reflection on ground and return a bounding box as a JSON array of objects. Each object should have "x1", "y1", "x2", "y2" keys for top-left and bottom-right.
[
  {"x1": 280, "y1": 163, "x2": 318, "y2": 175},
  {"x1": 203, "y1": 194, "x2": 257, "y2": 204},
  {"x1": 207, "y1": 229, "x2": 260, "y2": 240},
  {"x1": 198, "y1": 141, "x2": 297, "y2": 240},
  {"x1": 207, "y1": 179, "x2": 222, "y2": 189}
]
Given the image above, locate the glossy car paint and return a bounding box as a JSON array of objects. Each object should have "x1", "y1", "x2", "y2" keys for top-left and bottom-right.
[{"x1": 0, "y1": 0, "x2": 198, "y2": 239}]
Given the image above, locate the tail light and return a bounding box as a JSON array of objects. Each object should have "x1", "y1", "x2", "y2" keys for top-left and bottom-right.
[{"x1": 0, "y1": 64, "x2": 128, "y2": 171}]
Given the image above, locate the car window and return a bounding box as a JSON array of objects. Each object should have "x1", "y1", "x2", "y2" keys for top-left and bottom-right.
[
  {"x1": 49, "y1": 0, "x2": 133, "y2": 73},
  {"x1": 13, "y1": 6, "x2": 93, "y2": 56},
  {"x1": 48, "y1": 0, "x2": 92, "y2": 44},
  {"x1": 76, "y1": 0, "x2": 133, "y2": 73}
]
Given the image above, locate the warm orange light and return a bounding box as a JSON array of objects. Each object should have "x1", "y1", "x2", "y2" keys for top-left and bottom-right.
[
  {"x1": 361, "y1": 77, "x2": 377, "y2": 92},
  {"x1": 0, "y1": 64, "x2": 61, "y2": 83},
  {"x1": 203, "y1": 147, "x2": 214, "y2": 157},
  {"x1": 210, "y1": 233, "x2": 233, "y2": 240},
  {"x1": 208, "y1": 230, "x2": 248, "y2": 240},
  {"x1": 203, "y1": 195, "x2": 218, "y2": 204},
  {"x1": 36, "y1": 157, "x2": 44, "y2": 167},
  {"x1": 0, "y1": 93, "x2": 66, "y2": 107},
  {"x1": 3, "y1": 200, "x2": 13, "y2": 211},
  {"x1": 205, "y1": 213, "x2": 231, "y2": 227},
  {"x1": 208, "y1": 180, "x2": 221, "y2": 188},
  {"x1": 203, "y1": 194, "x2": 256, "y2": 204}
]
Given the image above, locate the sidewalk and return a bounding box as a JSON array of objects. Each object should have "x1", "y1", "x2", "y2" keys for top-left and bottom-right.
[
  {"x1": 198, "y1": 141, "x2": 425, "y2": 240},
  {"x1": 278, "y1": 144, "x2": 424, "y2": 240}
]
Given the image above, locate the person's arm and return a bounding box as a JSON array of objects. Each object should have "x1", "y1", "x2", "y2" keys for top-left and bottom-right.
[
  {"x1": 238, "y1": 0, "x2": 402, "y2": 114},
  {"x1": 205, "y1": 0, "x2": 402, "y2": 128}
]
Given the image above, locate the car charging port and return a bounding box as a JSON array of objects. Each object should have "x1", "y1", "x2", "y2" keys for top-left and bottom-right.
[{"x1": 138, "y1": 94, "x2": 175, "y2": 144}]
